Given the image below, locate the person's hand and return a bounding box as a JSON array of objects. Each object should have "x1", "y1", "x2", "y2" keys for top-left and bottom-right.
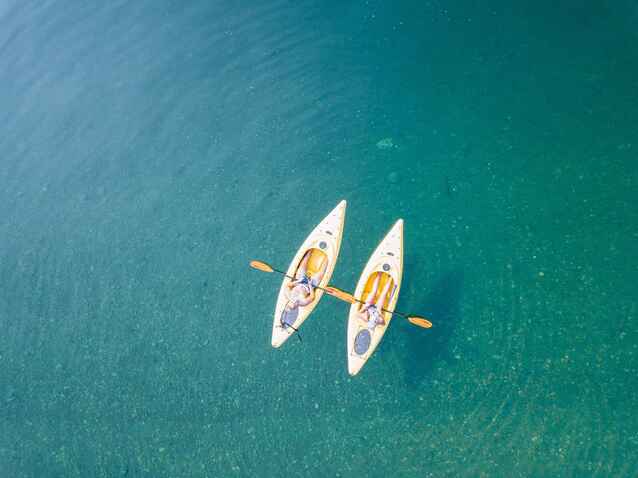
[{"x1": 286, "y1": 286, "x2": 301, "y2": 302}]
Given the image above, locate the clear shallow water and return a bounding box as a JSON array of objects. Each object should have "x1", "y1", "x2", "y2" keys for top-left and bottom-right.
[{"x1": 1, "y1": 1, "x2": 637, "y2": 476}]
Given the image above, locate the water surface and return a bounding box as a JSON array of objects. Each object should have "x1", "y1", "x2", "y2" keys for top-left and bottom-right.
[{"x1": 1, "y1": 1, "x2": 637, "y2": 476}]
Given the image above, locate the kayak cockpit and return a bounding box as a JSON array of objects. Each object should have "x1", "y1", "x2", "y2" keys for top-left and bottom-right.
[
  {"x1": 291, "y1": 247, "x2": 328, "y2": 284},
  {"x1": 357, "y1": 271, "x2": 395, "y2": 313}
]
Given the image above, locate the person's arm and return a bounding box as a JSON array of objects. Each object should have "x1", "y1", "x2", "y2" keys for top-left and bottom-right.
[
  {"x1": 297, "y1": 290, "x2": 315, "y2": 307},
  {"x1": 379, "y1": 307, "x2": 388, "y2": 325},
  {"x1": 288, "y1": 277, "x2": 304, "y2": 289},
  {"x1": 355, "y1": 308, "x2": 368, "y2": 323}
]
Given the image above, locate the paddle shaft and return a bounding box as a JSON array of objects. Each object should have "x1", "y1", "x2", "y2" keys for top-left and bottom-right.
[
  {"x1": 255, "y1": 261, "x2": 423, "y2": 324},
  {"x1": 270, "y1": 266, "x2": 404, "y2": 317}
]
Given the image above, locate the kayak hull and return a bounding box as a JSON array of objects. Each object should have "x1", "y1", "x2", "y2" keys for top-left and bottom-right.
[
  {"x1": 272, "y1": 200, "x2": 347, "y2": 348},
  {"x1": 347, "y1": 219, "x2": 403, "y2": 375}
]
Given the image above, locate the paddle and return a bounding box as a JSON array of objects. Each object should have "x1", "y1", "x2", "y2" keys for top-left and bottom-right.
[
  {"x1": 250, "y1": 260, "x2": 433, "y2": 329},
  {"x1": 249, "y1": 260, "x2": 295, "y2": 280},
  {"x1": 324, "y1": 285, "x2": 432, "y2": 329}
]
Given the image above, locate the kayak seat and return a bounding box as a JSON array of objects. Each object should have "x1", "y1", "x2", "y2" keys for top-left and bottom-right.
[
  {"x1": 359, "y1": 272, "x2": 394, "y2": 312},
  {"x1": 295, "y1": 248, "x2": 328, "y2": 280}
]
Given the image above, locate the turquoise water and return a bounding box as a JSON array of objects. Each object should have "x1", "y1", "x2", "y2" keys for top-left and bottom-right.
[{"x1": 2, "y1": 1, "x2": 637, "y2": 476}]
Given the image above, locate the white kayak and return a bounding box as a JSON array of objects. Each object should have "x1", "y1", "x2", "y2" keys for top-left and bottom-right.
[
  {"x1": 346, "y1": 219, "x2": 403, "y2": 375},
  {"x1": 272, "y1": 200, "x2": 347, "y2": 348}
]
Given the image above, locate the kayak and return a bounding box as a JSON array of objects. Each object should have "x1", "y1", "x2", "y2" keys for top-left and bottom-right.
[
  {"x1": 272, "y1": 200, "x2": 347, "y2": 348},
  {"x1": 346, "y1": 219, "x2": 403, "y2": 375}
]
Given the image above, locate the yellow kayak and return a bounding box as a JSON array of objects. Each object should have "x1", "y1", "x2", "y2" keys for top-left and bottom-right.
[
  {"x1": 347, "y1": 219, "x2": 403, "y2": 375},
  {"x1": 272, "y1": 200, "x2": 347, "y2": 348}
]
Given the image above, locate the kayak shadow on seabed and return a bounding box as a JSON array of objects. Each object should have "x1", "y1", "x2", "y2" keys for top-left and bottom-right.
[{"x1": 400, "y1": 269, "x2": 464, "y2": 388}]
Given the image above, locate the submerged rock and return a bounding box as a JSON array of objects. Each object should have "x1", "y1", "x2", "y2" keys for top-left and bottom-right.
[{"x1": 376, "y1": 137, "x2": 395, "y2": 150}]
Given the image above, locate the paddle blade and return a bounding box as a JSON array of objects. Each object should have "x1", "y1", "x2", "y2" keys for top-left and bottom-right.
[
  {"x1": 324, "y1": 286, "x2": 356, "y2": 304},
  {"x1": 408, "y1": 316, "x2": 433, "y2": 328},
  {"x1": 249, "y1": 260, "x2": 274, "y2": 273}
]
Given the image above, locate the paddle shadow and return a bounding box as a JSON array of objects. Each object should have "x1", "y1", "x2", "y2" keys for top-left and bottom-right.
[{"x1": 399, "y1": 268, "x2": 464, "y2": 388}]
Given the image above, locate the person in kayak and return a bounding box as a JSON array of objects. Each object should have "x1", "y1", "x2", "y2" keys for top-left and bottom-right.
[
  {"x1": 356, "y1": 272, "x2": 394, "y2": 330},
  {"x1": 284, "y1": 250, "x2": 327, "y2": 311}
]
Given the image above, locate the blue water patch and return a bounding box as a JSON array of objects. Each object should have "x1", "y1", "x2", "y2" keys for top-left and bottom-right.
[{"x1": 1, "y1": 0, "x2": 638, "y2": 476}]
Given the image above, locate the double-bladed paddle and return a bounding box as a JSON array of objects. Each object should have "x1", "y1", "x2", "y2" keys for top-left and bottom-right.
[{"x1": 250, "y1": 260, "x2": 433, "y2": 329}]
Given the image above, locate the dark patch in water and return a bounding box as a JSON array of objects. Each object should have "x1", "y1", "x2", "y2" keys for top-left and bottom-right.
[{"x1": 401, "y1": 269, "x2": 464, "y2": 388}]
